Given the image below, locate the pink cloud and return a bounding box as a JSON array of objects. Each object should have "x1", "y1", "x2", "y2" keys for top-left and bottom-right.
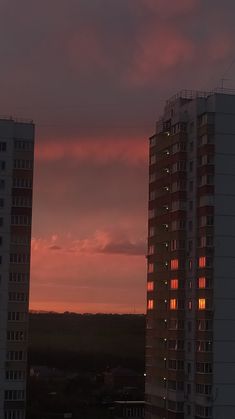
[
  {"x1": 126, "y1": 27, "x2": 195, "y2": 86},
  {"x1": 30, "y1": 233, "x2": 146, "y2": 314},
  {"x1": 35, "y1": 137, "x2": 148, "y2": 165}
]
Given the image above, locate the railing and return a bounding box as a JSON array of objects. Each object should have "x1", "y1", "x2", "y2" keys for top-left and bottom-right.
[{"x1": 166, "y1": 87, "x2": 235, "y2": 108}]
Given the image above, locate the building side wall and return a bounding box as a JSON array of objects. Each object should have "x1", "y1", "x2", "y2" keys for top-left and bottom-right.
[{"x1": 213, "y1": 95, "x2": 235, "y2": 419}]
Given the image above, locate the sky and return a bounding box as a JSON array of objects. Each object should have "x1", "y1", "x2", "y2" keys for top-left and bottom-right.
[{"x1": 1, "y1": 0, "x2": 235, "y2": 313}]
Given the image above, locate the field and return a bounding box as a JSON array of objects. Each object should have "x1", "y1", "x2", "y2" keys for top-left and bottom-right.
[{"x1": 28, "y1": 312, "x2": 145, "y2": 372}]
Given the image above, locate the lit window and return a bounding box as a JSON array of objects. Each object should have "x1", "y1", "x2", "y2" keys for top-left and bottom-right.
[
  {"x1": 148, "y1": 263, "x2": 154, "y2": 273},
  {"x1": 170, "y1": 299, "x2": 177, "y2": 310},
  {"x1": 198, "y1": 299, "x2": 206, "y2": 310},
  {"x1": 147, "y1": 299, "x2": 154, "y2": 310},
  {"x1": 198, "y1": 277, "x2": 206, "y2": 289},
  {"x1": 188, "y1": 300, "x2": 192, "y2": 310},
  {"x1": 147, "y1": 282, "x2": 154, "y2": 291},
  {"x1": 171, "y1": 259, "x2": 179, "y2": 270},
  {"x1": 199, "y1": 257, "x2": 206, "y2": 268},
  {"x1": 170, "y1": 279, "x2": 178, "y2": 289}
]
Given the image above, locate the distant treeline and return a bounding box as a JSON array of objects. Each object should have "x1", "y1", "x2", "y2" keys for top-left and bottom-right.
[{"x1": 28, "y1": 312, "x2": 145, "y2": 372}]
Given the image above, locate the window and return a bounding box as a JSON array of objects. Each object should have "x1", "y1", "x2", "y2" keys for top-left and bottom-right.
[
  {"x1": 147, "y1": 299, "x2": 154, "y2": 310},
  {"x1": 8, "y1": 312, "x2": 26, "y2": 321},
  {"x1": 200, "y1": 215, "x2": 214, "y2": 227},
  {"x1": 4, "y1": 390, "x2": 25, "y2": 401},
  {"x1": 196, "y1": 341, "x2": 212, "y2": 352},
  {"x1": 13, "y1": 178, "x2": 32, "y2": 188},
  {"x1": 197, "y1": 319, "x2": 212, "y2": 331},
  {"x1": 168, "y1": 340, "x2": 184, "y2": 350},
  {"x1": 169, "y1": 319, "x2": 184, "y2": 330},
  {"x1": 170, "y1": 259, "x2": 179, "y2": 270},
  {"x1": 148, "y1": 209, "x2": 155, "y2": 219},
  {"x1": 9, "y1": 272, "x2": 29, "y2": 283},
  {"x1": 5, "y1": 370, "x2": 25, "y2": 381},
  {"x1": 148, "y1": 245, "x2": 154, "y2": 255},
  {"x1": 0, "y1": 179, "x2": 5, "y2": 189},
  {"x1": 14, "y1": 159, "x2": 33, "y2": 169},
  {"x1": 0, "y1": 160, "x2": 5, "y2": 170},
  {"x1": 8, "y1": 292, "x2": 27, "y2": 302},
  {"x1": 169, "y1": 359, "x2": 184, "y2": 370},
  {"x1": 148, "y1": 263, "x2": 154, "y2": 273},
  {"x1": 11, "y1": 215, "x2": 31, "y2": 226},
  {"x1": 170, "y1": 299, "x2": 177, "y2": 310},
  {"x1": 196, "y1": 363, "x2": 212, "y2": 374},
  {"x1": 12, "y1": 196, "x2": 32, "y2": 207},
  {"x1": 149, "y1": 191, "x2": 156, "y2": 201},
  {"x1": 198, "y1": 298, "x2": 206, "y2": 310},
  {"x1": 147, "y1": 281, "x2": 154, "y2": 291},
  {"x1": 149, "y1": 173, "x2": 156, "y2": 183},
  {"x1": 4, "y1": 410, "x2": 24, "y2": 419},
  {"x1": 198, "y1": 277, "x2": 206, "y2": 289},
  {"x1": 150, "y1": 137, "x2": 156, "y2": 147},
  {"x1": 199, "y1": 195, "x2": 214, "y2": 207},
  {"x1": 188, "y1": 300, "x2": 192, "y2": 310},
  {"x1": 170, "y1": 279, "x2": 178, "y2": 289},
  {"x1": 199, "y1": 257, "x2": 206, "y2": 268},
  {"x1": 196, "y1": 383, "x2": 212, "y2": 395},
  {"x1": 0, "y1": 142, "x2": 6, "y2": 151},
  {"x1": 149, "y1": 227, "x2": 155, "y2": 238},
  {"x1": 10, "y1": 254, "x2": 30, "y2": 264},
  {"x1": 7, "y1": 351, "x2": 24, "y2": 361},
  {"x1": 14, "y1": 140, "x2": 33, "y2": 151},
  {"x1": 150, "y1": 154, "x2": 156, "y2": 165},
  {"x1": 7, "y1": 331, "x2": 25, "y2": 342},
  {"x1": 171, "y1": 219, "x2": 185, "y2": 231}
]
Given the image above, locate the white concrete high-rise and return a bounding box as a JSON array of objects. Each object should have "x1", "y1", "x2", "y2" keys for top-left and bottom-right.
[
  {"x1": 0, "y1": 117, "x2": 34, "y2": 419},
  {"x1": 146, "y1": 90, "x2": 235, "y2": 419}
]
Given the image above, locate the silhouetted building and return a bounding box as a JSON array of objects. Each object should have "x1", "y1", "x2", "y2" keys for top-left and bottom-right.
[
  {"x1": 0, "y1": 117, "x2": 34, "y2": 419},
  {"x1": 146, "y1": 90, "x2": 235, "y2": 418}
]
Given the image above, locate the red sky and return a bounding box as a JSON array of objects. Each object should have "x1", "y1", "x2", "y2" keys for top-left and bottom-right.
[{"x1": 1, "y1": 0, "x2": 235, "y2": 313}]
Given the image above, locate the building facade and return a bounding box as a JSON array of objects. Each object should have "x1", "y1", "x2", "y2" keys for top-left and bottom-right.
[
  {"x1": 0, "y1": 118, "x2": 34, "y2": 419},
  {"x1": 146, "y1": 90, "x2": 235, "y2": 419}
]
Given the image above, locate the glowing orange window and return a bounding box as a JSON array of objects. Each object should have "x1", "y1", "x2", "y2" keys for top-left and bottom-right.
[
  {"x1": 170, "y1": 279, "x2": 178, "y2": 289},
  {"x1": 148, "y1": 263, "x2": 154, "y2": 273},
  {"x1": 147, "y1": 299, "x2": 154, "y2": 310},
  {"x1": 170, "y1": 259, "x2": 179, "y2": 270},
  {"x1": 170, "y1": 299, "x2": 177, "y2": 310},
  {"x1": 147, "y1": 281, "x2": 154, "y2": 291},
  {"x1": 198, "y1": 298, "x2": 206, "y2": 310},
  {"x1": 199, "y1": 257, "x2": 206, "y2": 268},
  {"x1": 198, "y1": 277, "x2": 206, "y2": 289}
]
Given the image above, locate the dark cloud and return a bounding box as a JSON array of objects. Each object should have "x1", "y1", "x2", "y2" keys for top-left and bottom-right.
[
  {"x1": 48, "y1": 245, "x2": 62, "y2": 251},
  {"x1": 100, "y1": 240, "x2": 146, "y2": 256}
]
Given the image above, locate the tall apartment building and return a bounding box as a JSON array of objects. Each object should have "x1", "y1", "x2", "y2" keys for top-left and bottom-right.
[
  {"x1": 146, "y1": 90, "x2": 235, "y2": 419},
  {"x1": 0, "y1": 118, "x2": 34, "y2": 419}
]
